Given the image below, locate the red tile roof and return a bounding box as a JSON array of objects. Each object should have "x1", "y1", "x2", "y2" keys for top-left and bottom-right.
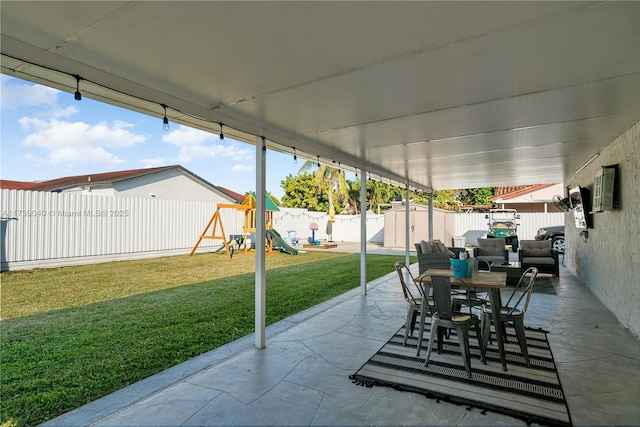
[
  {"x1": 17, "y1": 166, "x2": 175, "y2": 192},
  {"x1": 214, "y1": 186, "x2": 245, "y2": 203},
  {"x1": 492, "y1": 184, "x2": 555, "y2": 200},
  {"x1": 0, "y1": 166, "x2": 245, "y2": 203},
  {"x1": 0, "y1": 180, "x2": 38, "y2": 190}
]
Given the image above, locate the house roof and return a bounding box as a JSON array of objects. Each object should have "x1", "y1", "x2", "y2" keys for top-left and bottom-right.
[
  {"x1": 492, "y1": 184, "x2": 556, "y2": 201},
  {"x1": 0, "y1": 166, "x2": 244, "y2": 202},
  {"x1": 214, "y1": 186, "x2": 245, "y2": 204},
  {"x1": 0, "y1": 179, "x2": 38, "y2": 191},
  {"x1": 3, "y1": 166, "x2": 175, "y2": 192}
]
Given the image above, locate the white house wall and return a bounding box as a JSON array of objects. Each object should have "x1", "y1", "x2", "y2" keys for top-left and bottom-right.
[
  {"x1": 112, "y1": 169, "x2": 233, "y2": 203},
  {"x1": 565, "y1": 119, "x2": 640, "y2": 337}
]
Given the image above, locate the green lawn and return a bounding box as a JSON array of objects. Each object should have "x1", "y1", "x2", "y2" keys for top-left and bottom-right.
[{"x1": 0, "y1": 251, "x2": 413, "y2": 427}]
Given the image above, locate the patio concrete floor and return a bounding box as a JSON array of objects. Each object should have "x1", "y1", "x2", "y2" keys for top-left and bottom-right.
[{"x1": 42, "y1": 244, "x2": 639, "y2": 426}]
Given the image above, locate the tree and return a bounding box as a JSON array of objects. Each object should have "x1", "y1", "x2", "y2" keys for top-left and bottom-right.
[
  {"x1": 432, "y1": 189, "x2": 461, "y2": 211},
  {"x1": 281, "y1": 169, "x2": 494, "y2": 214},
  {"x1": 431, "y1": 187, "x2": 494, "y2": 211},
  {"x1": 459, "y1": 188, "x2": 494, "y2": 207},
  {"x1": 297, "y1": 162, "x2": 348, "y2": 217},
  {"x1": 280, "y1": 172, "x2": 329, "y2": 211}
]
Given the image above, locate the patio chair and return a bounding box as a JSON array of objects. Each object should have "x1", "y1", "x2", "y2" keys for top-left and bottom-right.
[
  {"x1": 474, "y1": 238, "x2": 508, "y2": 270},
  {"x1": 481, "y1": 267, "x2": 538, "y2": 367},
  {"x1": 395, "y1": 262, "x2": 428, "y2": 346},
  {"x1": 421, "y1": 275, "x2": 485, "y2": 377},
  {"x1": 519, "y1": 240, "x2": 559, "y2": 277},
  {"x1": 414, "y1": 240, "x2": 458, "y2": 274}
]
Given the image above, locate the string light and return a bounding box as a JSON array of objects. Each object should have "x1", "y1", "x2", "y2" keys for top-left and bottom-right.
[
  {"x1": 292, "y1": 147, "x2": 297, "y2": 163},
  {"x1": 161, "y1": 104, "x2": 169, "y2": 131},
  {"x1": 74, "y1": 75, "x2": 82, "y2": 101},
  {"x1": 5, "y1": 57, "x2": 387, "y2": 191}
]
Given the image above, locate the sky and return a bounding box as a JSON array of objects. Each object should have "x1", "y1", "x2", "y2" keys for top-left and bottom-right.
[{"x1": 0, "y1": 75, "x2": 308, "y2": 200}]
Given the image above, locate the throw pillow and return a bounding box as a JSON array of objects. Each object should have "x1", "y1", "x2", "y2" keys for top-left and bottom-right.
[{"x1": 434, "y1": 241, "x2": 448, "y2": 253}]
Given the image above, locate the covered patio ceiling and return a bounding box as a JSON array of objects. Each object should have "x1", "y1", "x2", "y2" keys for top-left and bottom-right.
[{"x1": 2, "y1": 1, "x2": 639, "y2": 192}]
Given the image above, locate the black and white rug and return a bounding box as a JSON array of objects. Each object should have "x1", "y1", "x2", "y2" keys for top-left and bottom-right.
[{"x1": 350, "y1": 322, "x2": 571, "y2": 427}]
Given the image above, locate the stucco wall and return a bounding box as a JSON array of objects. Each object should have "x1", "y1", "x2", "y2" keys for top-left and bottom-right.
[
  {"x1": 565, "y1": 119, "x2": 640, "y2": 336},
  {"x1": 113, "y1": 170, "x2": 231, "y2": 203}
]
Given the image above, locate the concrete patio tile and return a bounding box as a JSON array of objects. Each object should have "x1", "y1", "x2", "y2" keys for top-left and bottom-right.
[
  {"x1": 280, "y1": 355, "x2": 374, "y2": 409},
  {"x1": 187, "y1": 340, "x2": 315, "y2": 405},
  {"x1": 92, "y1": 382, "x2": 220, "y2": 426},
  {"x1": 183, "y1": 393, "x2": 263, "y2": 426},
  {"x1": 565, "y1": 389, "x2": 640, "y2": 426},
  {"x1": 242, "y1": 381, "x2": 323, "y2": 425}
]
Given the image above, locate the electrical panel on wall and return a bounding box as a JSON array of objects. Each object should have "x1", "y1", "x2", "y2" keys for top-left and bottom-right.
[{"x1": 591, "y1": 166, "x2": 617, "y2": 212}]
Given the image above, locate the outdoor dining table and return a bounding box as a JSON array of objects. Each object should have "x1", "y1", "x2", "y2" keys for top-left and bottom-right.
[{"x1": 414, "y1": 269, "x2": 509, "y2": 371}]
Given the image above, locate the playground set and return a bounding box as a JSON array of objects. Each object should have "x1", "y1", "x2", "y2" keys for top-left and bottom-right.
[{"x1": 189, "y1": 193, "x2": 300, "y2": 260}]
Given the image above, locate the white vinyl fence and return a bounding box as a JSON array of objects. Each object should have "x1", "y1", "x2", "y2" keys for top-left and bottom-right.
[
  {"x1": 1, "y1": 190, "x2": 564, "y2": 270},
  {"x1": 272, "y1": 208, "x2": 385, "y2": 244},
  {"x1": 449, "y1": 212, "x2": 565, "y2": 242},
  {"x1": 0, "y1": 190, "x2": 233, "y2": 270}
]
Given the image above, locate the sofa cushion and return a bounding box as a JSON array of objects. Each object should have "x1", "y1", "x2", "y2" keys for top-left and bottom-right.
[
  {"x1": 419, "y1": 240, "x2": 449, "y2": 254},
  {"x1": 522, "y1": 256, "x2": 555, "y2": 265},
  {"x1": 520, "y1": 240, "x2": 553, "y2": 257},
  {"x1": 477, "y1": 238, "x2": 506, "y2": 256},
  {"x1": 522, "y1": 247, "x2": 553, "y2": 257},
  {"x1": 433, "y1": 240, "x2": 448, "y2": 253}
]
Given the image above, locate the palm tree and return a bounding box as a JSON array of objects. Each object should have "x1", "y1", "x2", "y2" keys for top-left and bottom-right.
[{"x1": 299, "y1": 161, "x2": 348, "y2": 218}]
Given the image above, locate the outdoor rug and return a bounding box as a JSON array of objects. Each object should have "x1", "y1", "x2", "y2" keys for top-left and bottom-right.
[
  {"x1": 350, "y1": 321, "x2": 572, "y2": 427},
  {"x1": 509, "y1": 276, "x2": 557, "y2": 295}
]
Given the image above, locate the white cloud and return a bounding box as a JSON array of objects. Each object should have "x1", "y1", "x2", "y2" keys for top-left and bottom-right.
[
  {"x1": 19, "y1": 117, "x2": 146, "y2": 167},
  {"x1": 162, "y1": 126, "x2": 211, "y2": 146},
  {"x1": 141, "y1": 157, "x2": 172, "y2": 168},
  {"x1": 0, "y1": 75, "x2": 59, "y2": 109},
  {"x1": 231, "y1": 164, "x2": 255, "y2": 172},
  {"x1": 161, "y1": 125, "x2": 253, "y2": 165}
]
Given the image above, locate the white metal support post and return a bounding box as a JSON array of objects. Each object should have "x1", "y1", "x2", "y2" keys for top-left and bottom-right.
[
  {"x1": 428, "y1": 192, "x2": 434, "y2": 240},
  {"x1": 360, "y1": 168, "x2": 367, "y2": 295},
  {"x1": 405, "y1": 181, "x2": 411, "y2": 267},
  {"x1": 255, "y1": 136, "x2": 266, "y2": 349}
]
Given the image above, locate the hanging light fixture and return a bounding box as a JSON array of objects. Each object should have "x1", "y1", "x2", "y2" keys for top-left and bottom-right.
[
  {"x1": 161, "y1": 104, "x2": 169, "y2": 131},
  {"x1": 73, "y1": 75, "x2": 82, "y2": 101},
  {"x1": 219, "y1": 123, "x2": 225, "y2": 142},
  {"x1": 292, "y1": 147, "x2": 297, "y2": 163},
  {"x1": 317, "y1": 155, "x2": 320, "y2": 167}
]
